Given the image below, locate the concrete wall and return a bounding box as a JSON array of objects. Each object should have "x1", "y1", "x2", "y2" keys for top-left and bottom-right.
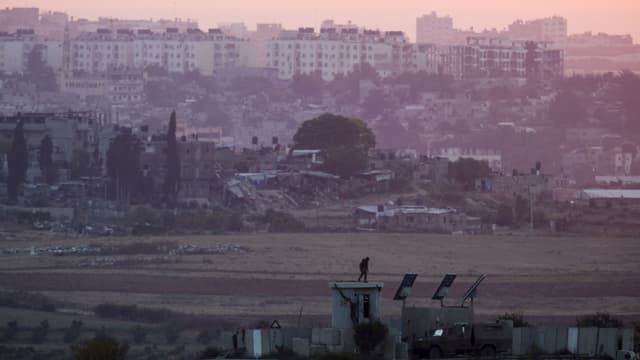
[{"x1": 513, "y1": 327, "x2": 634, "y2": 358}]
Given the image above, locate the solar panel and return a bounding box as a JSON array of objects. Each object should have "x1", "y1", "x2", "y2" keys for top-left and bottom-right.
[
  {"x1": 431, "y1": 273, "x2": 457, "y2": 300},
  {"x1": 393, "y1": 273, "x2": 418, "y2": 301},
  {"x1": 461, "y1": 274, "x2": 487, "y2": 304}
]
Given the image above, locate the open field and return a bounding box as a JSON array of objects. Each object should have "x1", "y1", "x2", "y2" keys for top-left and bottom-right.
[{"x1": 1, "y1": 232, "x2": 639, "y2": 327}]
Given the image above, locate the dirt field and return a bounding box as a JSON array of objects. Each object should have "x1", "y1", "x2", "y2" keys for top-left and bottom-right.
[{"x1": 1, "y1": 232, "x2": 639, "y2": 326}]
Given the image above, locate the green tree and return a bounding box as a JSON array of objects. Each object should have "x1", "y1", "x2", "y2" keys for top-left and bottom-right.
[
  {"x1": 7, "y1": 120, "x2": 28, "y2": 203},
  {"x1": 106, "y1": 131, "x2": 143, "y2": 202},
  {"x1": 164, "y1": 111, "x2": 180, "y2": 203},
  {"x1": 447, "y1": 158, "x2": 491, "y2": 191},
  {"x1": 548, "y1": 91, "x2": 587, "y2": 126},
  {"x1": 74, "y1": 335, "x2": 129, "y2": 360},
  {"x1": 37, "y1": 135, "x2": 56, "y2": 184},
  {"x1": 24, "y1": 45, "x2": 58, "y2": 92},
  {"x1": 353, "y1": 320, "x2": 388, "y2": 359},
  {"x1": 292, "y1": 113, "x2": 376, "y2": 177}
]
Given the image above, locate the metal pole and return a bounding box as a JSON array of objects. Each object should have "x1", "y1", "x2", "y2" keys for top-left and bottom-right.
[{"x1": 529, "y1": 186, "x2": 534, "y2": 233}]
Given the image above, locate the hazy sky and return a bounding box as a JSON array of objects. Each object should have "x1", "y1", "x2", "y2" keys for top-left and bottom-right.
[{"x1": 5, "y1": 0, "x2": 640, "y2": 42}]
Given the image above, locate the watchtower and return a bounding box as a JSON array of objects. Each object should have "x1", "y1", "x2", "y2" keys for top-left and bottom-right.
[{"x1": 328, "y1": 281, "x2": 384, "y2": 329}]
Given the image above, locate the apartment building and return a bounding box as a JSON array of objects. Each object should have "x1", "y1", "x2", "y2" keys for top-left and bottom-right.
[
  {"x1": 461, "y1": 37, "x2": 564, "y2": 80},
  {"x1": 0, "y1": 30, "x2": 63, "y2": 75},
  {"x1": 69, "y1": 28, "x2": 248, "y2": 76},
  {"x1": 416, "y1": 12, "x2": 454, "y2": 45},
  {"x1": 265, "y1": 27, "x2": 409, "y2": 81},
  {"x1": 507, "y1": 16, "x2": 567, "y2": 48}
]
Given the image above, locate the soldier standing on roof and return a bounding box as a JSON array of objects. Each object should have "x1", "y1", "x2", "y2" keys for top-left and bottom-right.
[{"x1": 358, "y1": 257, "x2": 370, "y2": 282}]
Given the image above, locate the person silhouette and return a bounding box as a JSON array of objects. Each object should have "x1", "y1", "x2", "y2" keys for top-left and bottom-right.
[{"x1": 358, "y1": 257, "x2": 370, "y2": 282}]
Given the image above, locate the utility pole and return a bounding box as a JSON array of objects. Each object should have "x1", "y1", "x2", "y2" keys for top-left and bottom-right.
[{"x1": 529, "y1": 186, "x2": 534, "y2": 233}]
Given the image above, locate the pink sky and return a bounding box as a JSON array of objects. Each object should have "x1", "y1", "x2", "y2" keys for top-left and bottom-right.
[{"x1": 5, "y1": 0, "x2": 640, "y2": 42}]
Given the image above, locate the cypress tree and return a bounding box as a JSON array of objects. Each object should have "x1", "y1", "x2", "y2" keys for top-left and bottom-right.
[
  {"x1": 163, "y1": 111, "x2": 180, "y2": 203},
  {"x1": 38, "y1": 135, "x2": 55, "y2": 184},
  {"x1": 7, "y1": 120, "x2": 29, "y2": 203}
]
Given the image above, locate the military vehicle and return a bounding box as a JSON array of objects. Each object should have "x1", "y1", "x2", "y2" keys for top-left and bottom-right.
[{"x1": 410, "y1": 320, "x2": 513, "y2": 359}]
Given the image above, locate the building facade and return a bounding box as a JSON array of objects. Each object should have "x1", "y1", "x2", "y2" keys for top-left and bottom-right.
[{"x1": 416, "y1": 12, "x2": 454, "y2": 45}]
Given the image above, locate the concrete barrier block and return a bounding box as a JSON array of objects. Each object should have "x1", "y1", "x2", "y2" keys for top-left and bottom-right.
[
  {"x1": 320, "y1": 328, "x2": 341, "y2": 345},
  {"x1": 292, "y1": 337, "x2": 310, "y2": 358},
  {"x1": 310, "y1": 344, "x2": 327, "y2": 357},
  {"x1": 312, "y1": 328, "x2": 322, "y2": 344},
  {"x1": 578, "y1": 327, "x2": 598, "y2": 355}
]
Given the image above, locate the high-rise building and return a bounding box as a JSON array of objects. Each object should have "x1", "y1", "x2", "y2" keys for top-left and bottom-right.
[
  {"x1": 416, "y1": 12, "x2": 454, "y2": 45},
  {"x1": 507, "y1": 16, "x2": 567, "y2": 48}
]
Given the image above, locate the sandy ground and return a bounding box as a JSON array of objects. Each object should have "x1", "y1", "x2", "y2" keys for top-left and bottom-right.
[{"x1": 1, "y1": 232, "x2": 639, "y2": 325}]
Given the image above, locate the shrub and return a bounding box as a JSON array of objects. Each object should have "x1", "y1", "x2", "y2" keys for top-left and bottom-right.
[
  {"x1": 576, "y1": 312, "x2": 624, "y2": 328},
  {"x1": 353, "y1": 320, "x2": 388, "y2": 358},
  {"x1": 497, "y1": 312, "x2": 530, "y2": 327},
  {"x1": 94, "y1": 303, "x2": 173, "y2": 323},
  {"x1": 74, "y1": 335, "x2": 129, "y2": 360},
  {"x1": 0, "y1": 290, "x2": 56, "y2": 312},
  {"x1": 264, "y1": 209, "x2": 305, "y2": 233}
]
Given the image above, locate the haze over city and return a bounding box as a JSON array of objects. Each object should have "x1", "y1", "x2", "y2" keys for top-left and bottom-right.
[
  {"x1": 4, "y1": 0, "x2": 640, "y2": 42},
  {"x1": 0, "y1": 1, "x2": 640, "y2": 359}
]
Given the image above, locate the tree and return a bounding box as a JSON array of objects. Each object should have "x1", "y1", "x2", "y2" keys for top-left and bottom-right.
[
  {"x1": 362, "y1": 88, "x2": 393, "y2": 119},
  {"x1": 74, "y1": 335, "x2": 129, "y2": 360},
  {"x1": 292, "y1": 113, "x2": 376, "y2": 177},
  {"x1": 70, "y1": 149, "x2": 92, "y2": 180},
  {"x1": 524, "y1": 41, "x2": 539, "y2": 89},
  {"x1": 163, "y1": 111, "x2": 180, "y2": 203},
  {"x1": 38, "y1": 135, "x2": 56, "y2": 184},
  {"x1": 548, "y1": 91, "x2": 587, "y2": 126},
  {"x1": 24, "y1": 45, "x2": 58, "y2": 92},
  {"x1": 496, "y1": 203, "x2": 514, "y2": 226},
  {"x1": 447, "y1": 158, "x2": 491, "y2": 191},
  {"x1": 618, "y1": 70, "x2": 640, "y2": 135},
  {"x1": 106, "y1": 131, "x2": 143, "y2": 202},
  {"x1": 291, "y1": 71, "x2": 324, "y2": 101},
  {"x1": 497, "y1": 312, "x2": 530, "y2": 327},
  {"x1": 353, "y1": 320, "x2": 388, "y2": 359},
  {"x1": 576, "y1": 312, "x2": 624, "y2": 328},
  {"x1": 7, "y1": 120, "x2": 28, "y2": 203}
]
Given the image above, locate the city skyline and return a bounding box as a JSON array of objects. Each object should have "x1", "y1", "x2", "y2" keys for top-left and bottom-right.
[{"x1": 3, "y1": 0, "x2": 640, "y2": 43}]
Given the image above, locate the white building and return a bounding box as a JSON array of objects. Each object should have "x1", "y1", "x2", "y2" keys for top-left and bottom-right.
[
  {"x1": 0, "y1": 30, "x2": 63, "y2": 75},
  {"x1": 416, "y1": 12, "x2": 454, "y2": 45},
  {"x1": 507, "y1": 16, "x2": 567, "y2": 48},
  {"x1": 69, "y1": 28, "x2": 249, "y2": 76},
  {"x1": 265, "y1": 28, "x2": 409, "y2": 81}
]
